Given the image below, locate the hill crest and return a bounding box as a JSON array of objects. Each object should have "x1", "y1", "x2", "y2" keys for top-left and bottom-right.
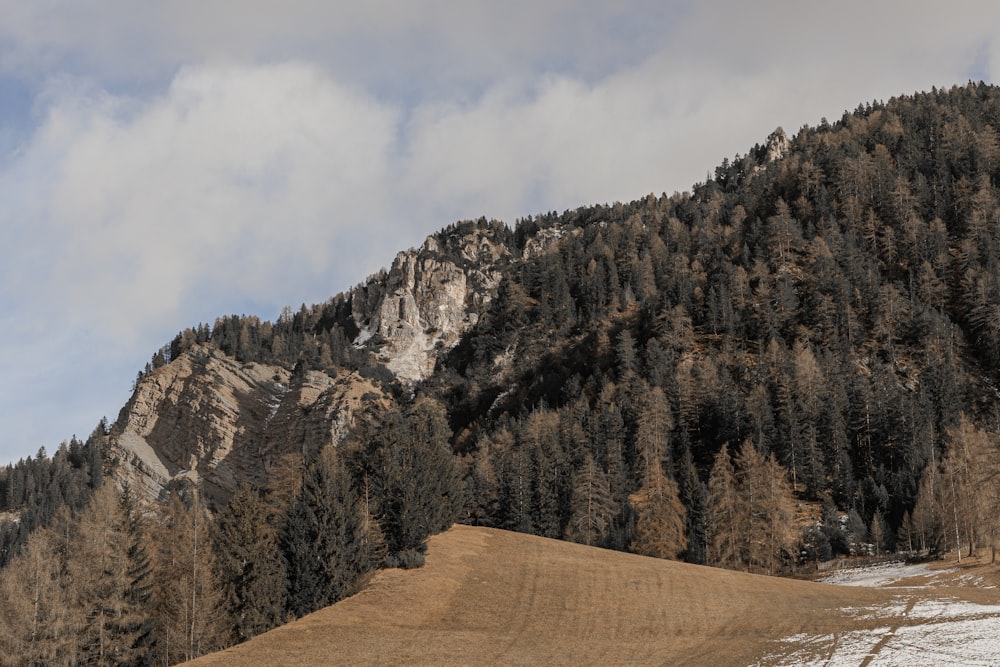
[{"x1": 185, "y1": 524, "x2": 1000, "y2": 666}]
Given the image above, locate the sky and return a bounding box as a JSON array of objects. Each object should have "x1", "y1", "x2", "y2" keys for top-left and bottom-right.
[{"x1": 0, "y1": 1, "x2": 998, "y2": 464}]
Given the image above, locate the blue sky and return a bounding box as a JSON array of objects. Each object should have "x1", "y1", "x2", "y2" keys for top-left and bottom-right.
[{"x1": 0, "y1": 1, "x2": 997, "y2": 464}]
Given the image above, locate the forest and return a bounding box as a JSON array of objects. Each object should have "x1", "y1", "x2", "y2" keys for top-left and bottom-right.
[
  {"x1": 4, "y1": 82, "x2": 1000, "y2": 663},
  {"x1": 0, "y1": 401, "x2": 461, "y2": 665}
]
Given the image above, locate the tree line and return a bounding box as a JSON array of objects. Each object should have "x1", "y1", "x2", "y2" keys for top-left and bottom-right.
[
  {"x1": 0, "y1": 424, "x2": 106, "y2": 569},
  {"x1": 129, "y1": 83, "x2": 1000, "y2": 572}
]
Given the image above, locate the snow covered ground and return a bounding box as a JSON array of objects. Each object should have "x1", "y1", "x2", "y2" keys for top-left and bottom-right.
[
  {"x1": 754, "y1": 561, "x2": 1000, "y2": 666},
  {"x1": 817, "y1": 561, "x2": 950, "y2": 588}
]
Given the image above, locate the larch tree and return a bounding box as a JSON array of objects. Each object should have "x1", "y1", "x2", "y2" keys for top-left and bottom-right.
[
  {"x1": 565, "y1": 452, "x2": 616, "y2": 547},
  {"x1": 0, "y1": 524, "x2": 75, "y2": 666},
  {"x1": 734, "y1": 440, "x2": 768, "y2": 572},
  {"x1": 708, "y1": 441, "x2": 796, "y2": 574},
  {"x1": 151, "y1": 489, "x2": 226, "y2": 665},
  {"x1": 636, "y1": 385, "x2": 674, "y2": 486},
  {"x1": 68, "y1": 484, "x2": 149, "y2": 666},
  {"x1": 629, "y1": 470, "x2": 687, "y2": 560},
  {"x1": 707, "y1": 444, "x2": 742, "y2": 570},
  {"x1": 934, "y1": 415, "x2": 1000, "y2": 561},
  {"x1": 911, "y1": 464, "x2": 942, "y2": 553},
  {"x1": 628, "y1": 385, "x2": 688, "y2": 560},
  {"x1": 760, "y1": 452, "x2": 797, "y2": 575},
  {"x1": 871, "y1": 511, "x2": 887, "y2": 558}
]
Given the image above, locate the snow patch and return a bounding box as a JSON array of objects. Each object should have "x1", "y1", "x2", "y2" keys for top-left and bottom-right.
[
  {"x1": 818, "y1": 561, "x2": 941, "y2": 587},
  {"x1": 353, "y1": 326, "x2": 373, "y2": 348},
  {"x1": 762, "y1": 561, "x2": 1000, "y2": 665}
]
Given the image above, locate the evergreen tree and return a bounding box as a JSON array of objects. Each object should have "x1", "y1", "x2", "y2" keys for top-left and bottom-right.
[
  {"x1": 358, "y1": 400, "x2": 463, "y2": 563},
  {"x1": 283, "y1": 446, "x2": 370, "y2": 618},
  {"x1": 215, "y1": 483, "x2": 287, "y2": 643},
  {"x1": 676, "y1": 438, "x2": 708, "y2": 564},
  {"x1": 707, "y1": 444, "x2": 742, "y2": 569}
]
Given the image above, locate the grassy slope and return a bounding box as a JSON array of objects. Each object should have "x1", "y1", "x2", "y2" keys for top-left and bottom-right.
[{"x1": 184, "y1": 525, "x2": 998, "y2": 666}]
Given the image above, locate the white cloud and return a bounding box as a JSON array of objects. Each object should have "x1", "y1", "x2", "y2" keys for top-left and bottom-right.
[
  {"x1": 2, "y1": 1, "x2": 1000, "y2": 461},
  {"x1": 5, "y1": 63, "x2": 400, "y2": 343}
]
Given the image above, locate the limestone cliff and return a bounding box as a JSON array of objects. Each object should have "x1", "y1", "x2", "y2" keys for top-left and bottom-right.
[
  {"x1": 348, "y1": 224, "x2": 512, "y2": 381},
  {"x1": 108, "y1": 345, "x2": 387, "y2": 505}
]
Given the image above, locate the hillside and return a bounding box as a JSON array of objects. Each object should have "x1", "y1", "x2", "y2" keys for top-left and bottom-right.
[
  {"x1": 185, "y1": 525, "x2": 1000, "y2": 666},
  {"x1": 7, "y1": 83, "x2": 1000, "y2": 664}
]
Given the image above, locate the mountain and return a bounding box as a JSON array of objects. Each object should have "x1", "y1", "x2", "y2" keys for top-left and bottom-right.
[{"x1": 6, "y1": 82, "x2": 1000, "y2": 663}]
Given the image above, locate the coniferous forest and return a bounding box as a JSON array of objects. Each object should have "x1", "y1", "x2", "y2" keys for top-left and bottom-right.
[{"x1": 6, "y1": 83, "x2": 1000, "y2": 663}]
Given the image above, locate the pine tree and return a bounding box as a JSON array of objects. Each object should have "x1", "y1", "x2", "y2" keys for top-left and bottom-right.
[
  {"x1": 462, "y1": 439, "x2": 499, "y2": 527},
  {"x1": 360, "y1": 400, "x2": 463, "y2": 562},
  {"x1": 523, "y1": 409, "x2": 568, "y2": 539},
  {"x1": 676, "y1": 438, "x2": 708, "y2": 564}
]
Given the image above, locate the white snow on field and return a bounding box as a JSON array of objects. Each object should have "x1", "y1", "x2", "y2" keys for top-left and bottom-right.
[
  {"x1": 886, "y1": 615, "x2": 1000, "y2": 666},
  {"x1": 818, "y1": 561, "x2": 949, "y2": 587},
  {"x1": 754, "y1": 629, "x2": 891, "y2": 666},
  {"x1": 756, "y1": 562, "x2": 1000, "y2": 666}
]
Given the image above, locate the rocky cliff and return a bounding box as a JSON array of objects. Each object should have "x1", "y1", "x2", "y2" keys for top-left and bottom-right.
[
  {"x1": 347, "y1": 223, "x2": 512, "y2": 381},
  {"x1": 108, "y1": 221, "x2": 516, "y2": 503},
  {"x1": 108, "y1": 345, "x2": 389, "y2": 505}
]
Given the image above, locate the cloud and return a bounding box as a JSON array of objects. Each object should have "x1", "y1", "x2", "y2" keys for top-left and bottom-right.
[
  {"x1": 2, "y1": 1, "x2": 1000, "y2": 462},
  {"x1": 0, "y1": 1, "x2": 680, "y2": 94},
  {"x1": 4, "y1": 63, "x2": 401, "y2": 343}
]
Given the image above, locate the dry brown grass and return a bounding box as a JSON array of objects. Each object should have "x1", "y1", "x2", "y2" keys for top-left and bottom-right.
[{"x1": 184, "y1": 525, "x2": 999, "y2": 666}]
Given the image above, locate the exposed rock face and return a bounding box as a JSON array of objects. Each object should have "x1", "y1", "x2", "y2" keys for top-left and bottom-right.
[
  {"x1": 108, "y1": 345, "x2": 386, "y2": 505},
  {"x1": 764, "y1": 127, "x2": 790, "y2": 163},
  {"x1": 109, "y1": 222, "x2": 512, "y2": 504},
  {"x1": 349, "y1": 225, "x2": 512, "y2": 381}
]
